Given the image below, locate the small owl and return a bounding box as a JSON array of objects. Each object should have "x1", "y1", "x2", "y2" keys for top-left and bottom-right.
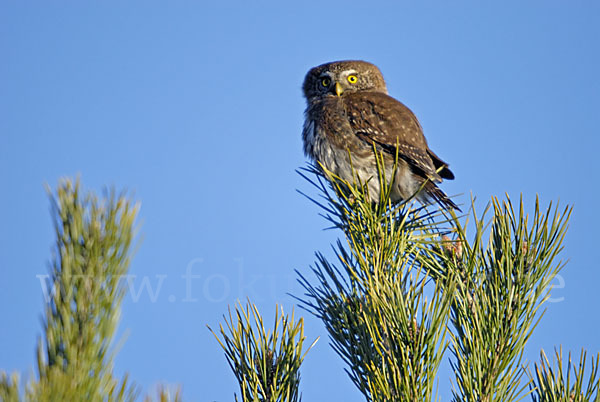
[{"x1": 302, "y1": 60, "x2": 458, "y2": 210}]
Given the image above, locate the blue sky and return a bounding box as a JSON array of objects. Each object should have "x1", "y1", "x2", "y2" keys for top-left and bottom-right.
[{"x1": 1, "y1": 1, "x2": 599, "y2": 400}]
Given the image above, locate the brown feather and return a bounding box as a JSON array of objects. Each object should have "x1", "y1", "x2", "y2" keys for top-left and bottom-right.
[
  {"x1": 343, "y1": 91, "x2": 444, "y2": 182},
  {"x1": 301, "y1": 60, "x2": 459, "y2": 210}
]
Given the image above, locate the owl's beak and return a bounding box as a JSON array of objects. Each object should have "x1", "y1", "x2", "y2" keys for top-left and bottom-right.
[{"x1": 335, "y1": 82, "x2": 344, "y2": 97}]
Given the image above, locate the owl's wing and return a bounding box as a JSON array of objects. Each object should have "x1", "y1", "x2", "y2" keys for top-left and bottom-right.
[{"x1": 345, "y1": 91, "x2": 450, "y2": 182}]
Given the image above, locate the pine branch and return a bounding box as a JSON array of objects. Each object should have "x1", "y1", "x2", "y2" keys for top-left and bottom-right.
[
  {"x1": 27, "y1": 178, "x2": 140, "y2": 401},
  {"x1": 297, "y1": 158, "x2": 457, "y2": 402},
  {"x1": 209, "y1": 300, "x2": 317, "y2": 402},
  {"x1": 427, "y1": 196, "x2": 572, "y2": 402},
  {"x1": 528, "y1": 348, "x2": 600, "y2": 402},
  {"x1": 144, "y1": 384, "x2": 183, "y2": 402},
  {"x1": 0, "y1": 372, "x2": 20, "y2": 402}
]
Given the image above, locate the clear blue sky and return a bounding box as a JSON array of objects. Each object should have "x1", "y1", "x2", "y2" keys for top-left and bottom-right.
[{"x1": 1, "y1": 1, "x2": 599, "y2": 400}]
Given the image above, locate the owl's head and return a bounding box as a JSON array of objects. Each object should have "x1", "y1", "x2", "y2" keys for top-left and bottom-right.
[{"x1": 302, "y1": 60, "x2": 387, "y2": 102}]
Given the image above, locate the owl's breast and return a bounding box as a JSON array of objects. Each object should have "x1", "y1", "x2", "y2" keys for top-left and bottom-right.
[
  {"x1": 303, "y1": 117, "x2": 336, "y2": 168},
  {"x1": 302, "y1": 114, "x2": 376, "y2": 185},
  {"x1": 302, "y1": 111, "x2": 342, "y2": 169},
  {"x1": 303, "y1": 99, "x2": 363, "y2": 156}
]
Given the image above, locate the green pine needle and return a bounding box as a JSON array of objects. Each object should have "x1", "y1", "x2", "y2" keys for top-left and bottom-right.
[{"x1": 209, "y1": 300, "x2": 318, "y2": 402}]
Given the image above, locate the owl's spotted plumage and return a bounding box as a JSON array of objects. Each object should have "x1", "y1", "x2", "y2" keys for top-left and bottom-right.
[{"x1": 302, "y1": 60, "x2": 458, "y2": 210}]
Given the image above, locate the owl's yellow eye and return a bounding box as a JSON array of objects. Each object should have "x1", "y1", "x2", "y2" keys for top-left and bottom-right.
[
  {"x1": 347, "y1": 75, "x2": 358, "y2": 84},
  {"x1": 321, "y1": 78, "x2": 331, "y2": 87}
]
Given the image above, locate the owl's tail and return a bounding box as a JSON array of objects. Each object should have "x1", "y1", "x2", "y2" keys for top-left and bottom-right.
[{"x1": 425, "y1": 182, "x2": 461, "y2": 212}]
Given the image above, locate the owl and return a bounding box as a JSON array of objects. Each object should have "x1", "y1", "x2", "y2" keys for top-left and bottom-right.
[{"x1": 302, "y1": 60, "x2": 458, "y2": 210}]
